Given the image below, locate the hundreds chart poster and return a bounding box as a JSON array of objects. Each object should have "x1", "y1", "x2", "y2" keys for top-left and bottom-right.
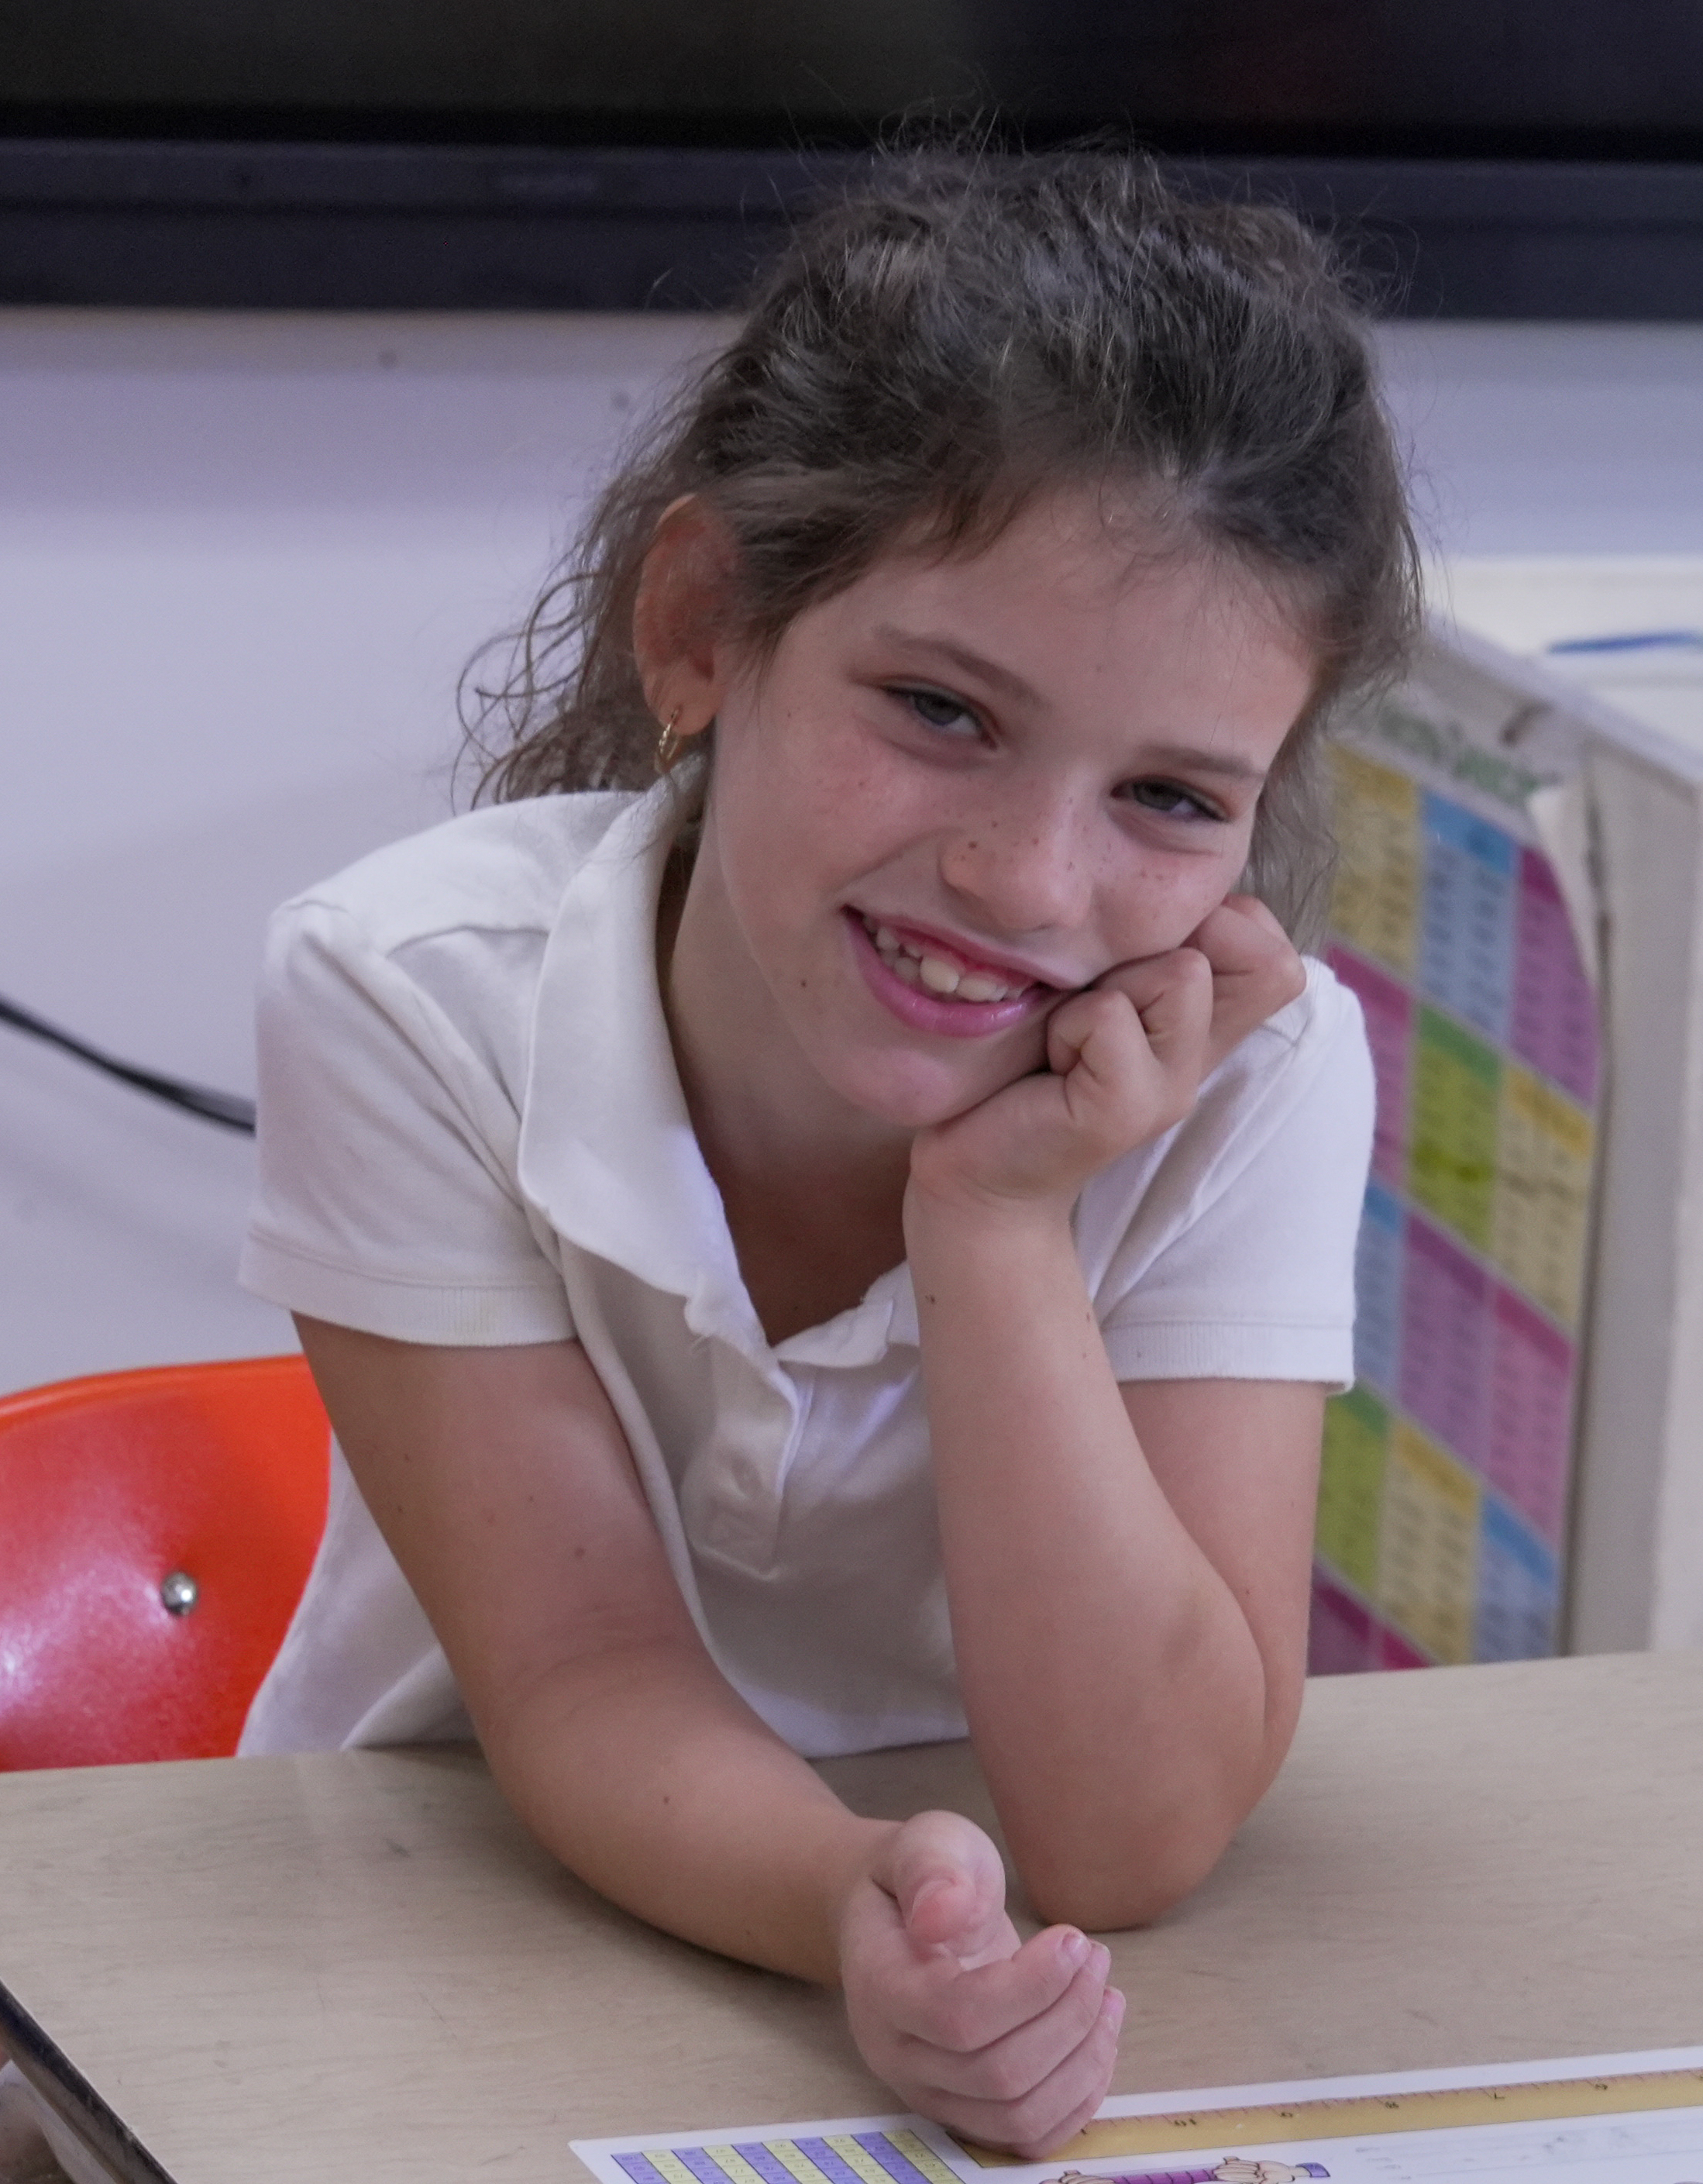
[{"x1": 1310, "y1": 686, "x2": 1600, "y2": 1672}]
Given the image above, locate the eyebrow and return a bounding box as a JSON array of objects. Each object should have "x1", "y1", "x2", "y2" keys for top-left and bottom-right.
[
  {"x1": 871, "y1": 625, "x2": 1044, "y2": 707},
  {"x1": 872, "y1": 626, "x2": 1274, "y2": 784},
  {"x1": 1139, "y1": 743, "x2": 1272, "y2": 784}
]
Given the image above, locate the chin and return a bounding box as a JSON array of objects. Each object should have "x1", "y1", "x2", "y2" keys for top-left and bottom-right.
[{"x1": 833, "y1": 1051, "x2": 1027, "y2": 1133}]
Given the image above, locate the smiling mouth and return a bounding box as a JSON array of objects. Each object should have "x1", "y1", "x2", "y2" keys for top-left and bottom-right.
[{"x1": 857, "y1": 915, "x2": 1046, "y2": 1004}]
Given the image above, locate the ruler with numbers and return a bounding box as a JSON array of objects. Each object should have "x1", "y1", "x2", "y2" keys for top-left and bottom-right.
[{"x1": 958, "y1": 2065, "x2": 1703, "y2": 2165}]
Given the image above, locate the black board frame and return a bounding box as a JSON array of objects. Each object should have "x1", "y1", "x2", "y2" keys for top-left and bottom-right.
[{"x1": 2, "y1": 141, "x2": 1701, "y2": 318}]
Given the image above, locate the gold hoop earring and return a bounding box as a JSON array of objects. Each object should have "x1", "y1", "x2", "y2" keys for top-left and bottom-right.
[{"x1": 655, "y1": 708, "x2": 685, "y2": 776}]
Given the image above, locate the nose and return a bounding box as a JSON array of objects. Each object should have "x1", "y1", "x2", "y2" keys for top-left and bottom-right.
[{"x1": 937, "y1": 789, "x2": 1096, "y2": 938}]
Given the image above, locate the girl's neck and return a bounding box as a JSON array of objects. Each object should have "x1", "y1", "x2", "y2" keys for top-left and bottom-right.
[{"x1": 658, "y1": 837, "x2": 913, "y2": 1345}]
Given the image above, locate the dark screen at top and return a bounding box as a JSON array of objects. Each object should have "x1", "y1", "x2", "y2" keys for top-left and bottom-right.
[{"x1": 5, "y1": 0, "x2": 1703, "y2": 156}]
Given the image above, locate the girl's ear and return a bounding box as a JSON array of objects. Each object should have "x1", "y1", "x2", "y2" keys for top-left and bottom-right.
[{"x1": 632, "y1": 494, "x2": 738, "y2": 739}]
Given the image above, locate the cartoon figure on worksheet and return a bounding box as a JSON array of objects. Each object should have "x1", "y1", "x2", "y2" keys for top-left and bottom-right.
[{"x1": 1051, "y1": 2162, "x2": 1328, "y2": 2184}]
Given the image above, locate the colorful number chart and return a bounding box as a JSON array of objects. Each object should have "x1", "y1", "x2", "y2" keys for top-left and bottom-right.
[
  {"x1": 1311, "y1": 708, "x2": 1601, "y2": 1672},
  {"x1": 598, "y1": 2125, "x2": 965, "y2": 2184}
]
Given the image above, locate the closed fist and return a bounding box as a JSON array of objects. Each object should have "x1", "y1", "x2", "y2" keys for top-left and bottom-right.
[{"x1": 839, "y1": 1810, "x2": 1124, "y2": 2158}]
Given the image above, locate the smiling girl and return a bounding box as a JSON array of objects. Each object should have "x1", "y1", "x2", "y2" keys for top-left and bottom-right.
[{"x1": 238, "y1": 153, "x2": 1418, "y2": 2153}]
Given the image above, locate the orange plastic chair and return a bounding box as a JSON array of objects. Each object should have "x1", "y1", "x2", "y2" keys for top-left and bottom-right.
[{"x1": 0, "y1": 1355, "x2": 331, "y2": 1769}]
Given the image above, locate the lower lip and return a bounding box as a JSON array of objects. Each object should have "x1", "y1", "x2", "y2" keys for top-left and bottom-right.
[{"x1": 845, "y1": 912, "x2": 1053, "y2": 1041}]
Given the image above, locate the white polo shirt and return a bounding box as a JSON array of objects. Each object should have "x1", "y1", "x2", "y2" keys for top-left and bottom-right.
[{"x1": 239, "y1": 785, "x2": 1373, "y2": 1760}]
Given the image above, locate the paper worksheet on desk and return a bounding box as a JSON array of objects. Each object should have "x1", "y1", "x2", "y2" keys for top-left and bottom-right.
[{"x1": 571, "y1": 2047, "x2": 1703, "y2": 2184}]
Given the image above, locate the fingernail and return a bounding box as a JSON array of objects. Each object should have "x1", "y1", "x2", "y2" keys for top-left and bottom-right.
[
  {"x1": 1059, "y1": 1928, "x2": 1090, "y2": 1966},
  {"x1": 1103, "y1": 1986, "x2": 1127, "y2": 2027}
]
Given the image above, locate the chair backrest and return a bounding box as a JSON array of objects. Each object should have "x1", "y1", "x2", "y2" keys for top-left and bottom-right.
[{"x1": 0, "y1": 1355, "x2": 330, "y2": 1769}]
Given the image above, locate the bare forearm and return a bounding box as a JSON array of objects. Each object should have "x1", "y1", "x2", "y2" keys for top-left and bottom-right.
[
  {"x1": 478, "y1": 1637, "x2": 893, "y2": 1982},
  {"x1": 908, "y1": 1197, "x2": 1282, "y2": 1928},
  {"x1": 291, "y1": 1322, "x2": 895, "y2": 1984}
]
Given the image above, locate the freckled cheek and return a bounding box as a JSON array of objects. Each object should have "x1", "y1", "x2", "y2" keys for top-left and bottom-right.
[
  {"x1": 1106, "y1": 853, "x2": 1246, "y2": 956},
  {"x1": 721, "y1": 753, "x2": 852, "y2": 883},
  {"x1": 759, "y1": 740, "x2": 888, "y2": 850}
]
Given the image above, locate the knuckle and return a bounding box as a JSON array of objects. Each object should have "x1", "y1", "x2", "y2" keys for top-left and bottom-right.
[
  {"x1": 977, "y1": 2050, "x2": 1036, "y2": 2105},
  {"x1": 1004, "y1": 2094, "x2": 1068, "y2": 2159},
  {"x1": 930, "y1": 1994, "x2": 982, "y2": 2054},
  {"x1": 1014, "y1": 2081, "x2": 1066, "y2": 2135}
]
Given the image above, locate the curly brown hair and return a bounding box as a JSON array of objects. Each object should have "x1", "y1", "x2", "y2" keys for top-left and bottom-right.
[{"x1": 461, "y1": 147, "x2": 1420, "y2": 941}]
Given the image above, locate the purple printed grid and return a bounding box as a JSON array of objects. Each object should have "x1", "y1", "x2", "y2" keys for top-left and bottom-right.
[
  {"x1": 678, "y1": 2152, "x2": 747, "y2": 2184},
  {"x1": 731, "y1": 2146, "x2": 803, "y2": 2184},
  {"x1": 852, "y1": 2135, "x2": 938, "y2": 2184},
  {"x1": 795, "y1": 2140, "x2": 869, "y2": 2184},
  {"x1": 616, "y1": 2134, "x2": 1237, "y2": 2184}
]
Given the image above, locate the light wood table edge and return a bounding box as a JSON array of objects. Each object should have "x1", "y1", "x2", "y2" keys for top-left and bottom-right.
[{"x1": 1, "y1": 1977, "x2": 168, "y2": 2184}]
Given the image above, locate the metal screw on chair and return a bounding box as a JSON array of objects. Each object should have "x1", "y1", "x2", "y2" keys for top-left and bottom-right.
[{"x1": 160, "y1": 1570, "x2": 199, "y2": 1617}]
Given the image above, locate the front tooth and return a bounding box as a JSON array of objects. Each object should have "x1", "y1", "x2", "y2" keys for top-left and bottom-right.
[
  {"x1": 956, "y1": 973, "x2": 1007, "y2": 1003},
  {"x1": 917, "y1": 954, "x2": 962, "y2": 995},
  {"x1": 890, "y1": 953, "x2": 923, "y2": 985}
]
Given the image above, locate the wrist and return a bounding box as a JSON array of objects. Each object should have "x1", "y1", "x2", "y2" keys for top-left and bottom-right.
[
  {"x1": 903, "y1": 1168, "x2": 1079, "y2": 1257},
  {"x1": 824, "y1": 1818, "x2": 903, "y2": 1980}
]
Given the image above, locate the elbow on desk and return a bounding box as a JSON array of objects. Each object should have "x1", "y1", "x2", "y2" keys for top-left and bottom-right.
[
  {"x1": 1012, "y1": 1815, "x2": 1236, "y2": 1935},
  {"x1": 997, "y1": 1691, "x2": 1299, "y2": 1933}
]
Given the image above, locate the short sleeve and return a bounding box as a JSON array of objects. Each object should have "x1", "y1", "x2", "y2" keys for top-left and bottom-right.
[
  {"x1": 1095, "y1": 976, "x2": 1374, "y2": 1389},
  {"x1": 239, "y1": 899, "x2": 575, "y2": 1346}
]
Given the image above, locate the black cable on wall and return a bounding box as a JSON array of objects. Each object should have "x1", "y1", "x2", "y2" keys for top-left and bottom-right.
[{"x1": 0, "y1": 991, "x2": 256, "y2": 1132}]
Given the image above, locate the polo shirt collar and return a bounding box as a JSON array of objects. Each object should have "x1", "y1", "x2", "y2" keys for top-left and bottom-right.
[{"x1": 516, "y1": 787, "x2": 917, "y2": 1365}]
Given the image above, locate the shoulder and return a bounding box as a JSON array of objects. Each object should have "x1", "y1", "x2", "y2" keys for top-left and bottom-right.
[
  {"x1": 271, "y1": 791, "x2": 638, "y2": 960},
  {"x1": 256, "y1": 791, "x2": 646, "y2": 1108},
  {"x1": 243, "y1": 801, "x2": 621, "y2": 1348}
]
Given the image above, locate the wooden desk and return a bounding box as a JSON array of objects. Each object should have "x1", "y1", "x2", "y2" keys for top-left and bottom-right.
[{"x1": 2, "y1": 1653, "x2": 1700, "y2": 2184}]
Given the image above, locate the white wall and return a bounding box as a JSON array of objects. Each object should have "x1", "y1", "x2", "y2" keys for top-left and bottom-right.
[
  {"x1": 0, "y1": 310, "x2": 728, "y2": 1392},
  {"x1": 4, "y1": 312, "x2": 1703, "y2": 1393},
  {"x1": 1383, "y1": 323, "x2": 1703, "y2": 560}
]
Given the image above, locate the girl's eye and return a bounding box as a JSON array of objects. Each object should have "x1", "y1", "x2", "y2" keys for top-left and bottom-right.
[
  {"x1": 1123, "y1": 778, "x2": 1224, "y2": 822},
  {"x1": 896, "y1": 686, "x2": 979, "y2": 735}
]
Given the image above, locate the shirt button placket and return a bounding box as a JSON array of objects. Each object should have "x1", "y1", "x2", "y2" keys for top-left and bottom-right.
[{"x1": 697, "y1": 1353, "x2": 796, "y2": 1569}]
